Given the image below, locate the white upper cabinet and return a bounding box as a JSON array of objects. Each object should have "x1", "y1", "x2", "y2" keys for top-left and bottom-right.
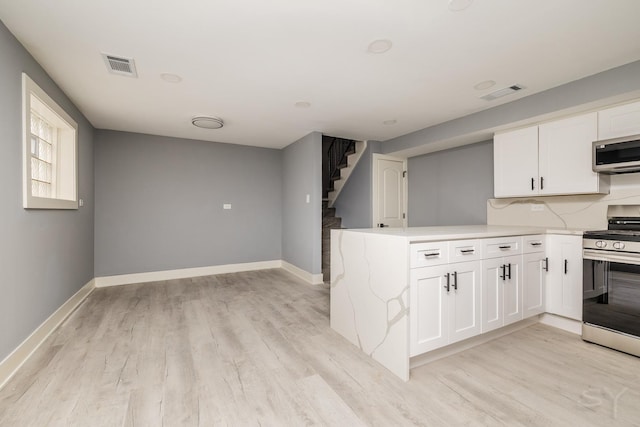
[
  {"x1": 494, "y1": 126, "x2": 539, "y2": 198},
  {"x1": 494, "y1": 112, "x2": 609, "y2": 198},
  {"x1": 598, "y1": 100, "x2": 640, "y2": 140},
  {"x1": 538, "y1": 113, "x2": 605, "y2": 196}
]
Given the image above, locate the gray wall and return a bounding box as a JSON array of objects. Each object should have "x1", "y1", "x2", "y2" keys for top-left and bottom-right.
[
  {"x1": 333, "y1": 141, "x2": 381, "y2": 228},
  {"x1": 282, "y1": 132, "x2": 322, "y2": 274},
  {"x1": 383, "y1": 60, "x2": 640, "y2": 156},
  {"x1": 0, "y1": 20, "x2": 94, "y2": 361},
  {"x1": 408, "y1": 141, "x2": 493, "y2": 226},
  {"x1": 94, "y1": 130, "x2": 282, "y2": 276}
]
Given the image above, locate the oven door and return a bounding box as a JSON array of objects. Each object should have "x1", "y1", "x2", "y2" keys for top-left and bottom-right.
[{"x1": 583, "y1": 249, "x2": 640, "y2": 338}]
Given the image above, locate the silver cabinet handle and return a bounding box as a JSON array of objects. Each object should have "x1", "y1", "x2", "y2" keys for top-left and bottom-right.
[
  {"x1": 544, "y1": 257, "x2": 549, "y2": 272},
  {"x1": 443, "y1": 273, "x2": 450, "y2": 293},
  {"x1": 452, "y1": 271, "x2": 458, "y2": 290}
]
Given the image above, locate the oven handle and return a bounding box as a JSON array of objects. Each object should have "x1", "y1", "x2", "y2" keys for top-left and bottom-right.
[{"x1": 583, "y1": 249, "x2": 640, "y2": 264}]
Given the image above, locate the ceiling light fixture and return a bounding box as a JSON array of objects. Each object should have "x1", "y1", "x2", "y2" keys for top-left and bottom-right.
[
  {"x1": 448, "y1": 0, "x2": 473, "y2": 12},
  {"x1": 192, "y1": 116, "x2": 224, "y2": 129},
  {"x1": 161, "y1": 73, "x2": 182, "y2": 83},
  {"x1": 383, "y1": 119, "x2": 397, "y2": 125},
  {"x1": 294, "y1": 101, "x2": 311, "y2": 108},
  {"x1": 474, "y1": 80, "x2": 496, "y2": 90},
  {"x1": 367, "y1": 39, "x2": 393, "y2": 54},
  {"x1": 480, "y1": 84, "x2": 525, "y2": 101}
]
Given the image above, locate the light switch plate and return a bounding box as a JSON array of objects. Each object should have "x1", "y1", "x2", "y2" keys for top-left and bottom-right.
[{"x1": 223, "y1": 204, "x2": 232, "y2": 210}]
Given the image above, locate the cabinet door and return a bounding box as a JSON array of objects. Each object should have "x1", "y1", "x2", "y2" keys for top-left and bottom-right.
[
  {"x1": 523, "y1": 252, "x2": 546, "y2": 318},
  {"x1": 503, "y1": 255, "x2": 524, "y2": 326},
  {"x1": 410, "y1": 265, "x2": 450, "y2": 356},
  {"x1": 539, "y1": 113, "x2": 604, "y2": 196},
  {"x1": 448, "y1": 261, "x2": 482, "y2": 344},
  {"x1": 482, "y1": 257, "x2": 504, "y2": 333},
  {"x1": 598, "y1": 100, "x2": 640, "y2": 140},
  {"x1": 494, "y1": 126, "x2": 539, "y2": 198},
  {"x1": 546, "y1": 235, "x2": 583, "y2": 320}
]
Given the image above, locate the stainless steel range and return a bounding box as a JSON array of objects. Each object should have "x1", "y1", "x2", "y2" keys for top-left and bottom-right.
[{"x1": 583, "y1": 205, "x2": 640, "y2": 357}]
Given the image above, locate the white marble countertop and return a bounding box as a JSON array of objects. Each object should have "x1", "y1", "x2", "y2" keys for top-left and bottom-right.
[{"x1": 336, "y1": 225, "x2": 585, "y2": 242}]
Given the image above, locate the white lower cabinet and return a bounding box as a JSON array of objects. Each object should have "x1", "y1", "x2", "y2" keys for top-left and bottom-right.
[
  {"x1": 409, "y1": 261, "x2": 481, "y2": 357},
  {"x1": 523, "y1": 252, "x2": 546, "y2": 318},
  {"x1": 545, "y1": 235, "x2": 583, "y2": 320},
  {"x1": 482, "y1": 254, "x2": 523, "y2": 333}
]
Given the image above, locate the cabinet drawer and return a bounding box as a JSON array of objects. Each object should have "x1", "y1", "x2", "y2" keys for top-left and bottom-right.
[
  {"x1": 410, "y1": 241, "x2": 449, "y2": 268},
  {"x1": 523, "y1": 235, "x2": 545, "y2": 253},
  {"x1": 482, "y1": 236, "x2": 523, "y2": 258},
  {"x1": 449, "y1": 239, "x2": 482, "y2": 263}
]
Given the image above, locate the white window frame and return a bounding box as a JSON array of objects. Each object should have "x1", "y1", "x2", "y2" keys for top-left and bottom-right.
[{"x1": 22, "y1": 73, "x2": 78, "y2": 209}]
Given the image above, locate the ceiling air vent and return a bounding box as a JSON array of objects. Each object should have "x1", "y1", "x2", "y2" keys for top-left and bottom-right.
[
  {"x1": 480, "y1": 84, "x2": 524, "y2": 101},
  {"x1": 101, "y1": 53, "x2": 138, "y2": 78}
]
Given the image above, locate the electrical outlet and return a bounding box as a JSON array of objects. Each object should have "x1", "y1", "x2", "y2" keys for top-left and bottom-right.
[
  {"x1": 531, "y1": 204, "x2": 545, "y2": 212},
  {"x1": 223, "y1": 204, "x2": 232, "y2": 210}
]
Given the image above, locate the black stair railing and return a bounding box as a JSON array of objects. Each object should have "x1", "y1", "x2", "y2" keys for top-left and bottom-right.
[{"x1": 327, "y1": 138, "x2": 356, "y2": 192}]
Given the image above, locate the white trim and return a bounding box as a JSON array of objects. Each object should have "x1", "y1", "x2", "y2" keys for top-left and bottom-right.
[
  {"x1": 0, "y1": 279, "x2": 94, "y2": 390},
  {"x1": 539, "y1": 313, "x2": 582, "y2": 335},
  {"x1": 281, "y1": 261, "x2": 324, "y2": 285},
  {"x1": 94, "y1": 260, "x2": 282, "y2": 287},
  {"x1": 372, "y1": 153, "x2": 408, "y2": 228}
]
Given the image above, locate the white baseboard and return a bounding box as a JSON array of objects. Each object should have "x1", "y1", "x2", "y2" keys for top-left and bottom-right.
[
  {"x1": 539, "y1": 313, "x2": 582, "y2": 335},
  {"x1": 281, "y1": 261, "x2": 324, "y2": 285},
  {"x1": 0, "y1": 279, "x2": 94, "y2": 390},
  {"x1": 94, "y1": 260, "x2": 282, "y2": 287}
]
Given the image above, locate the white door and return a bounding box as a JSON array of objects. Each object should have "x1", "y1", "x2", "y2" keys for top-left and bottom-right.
[
  {"x1": 410, "y1": 265, "x2": 450, "y2": 356},
  {"x1": 493, "y1": 126, "x2": 539, "y2": 198},
  {"x1": 448, "y1": 261, "x2": 482, "y2": 344},
  {"x1": 373, "y1": 154, "x2": 406, "y2": 228},
  {"x1": 538, "y1": 112, "x2": 599, "y2": 195}
]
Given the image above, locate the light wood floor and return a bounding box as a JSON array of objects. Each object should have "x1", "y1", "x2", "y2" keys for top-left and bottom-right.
[{"x1": 1, "y1": 269, "x2": 639, "y2": 426}]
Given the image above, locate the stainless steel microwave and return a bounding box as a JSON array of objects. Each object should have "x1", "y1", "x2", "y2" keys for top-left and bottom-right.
[{"x1": 593, "y1": 134, "x2": 640, "y2": 174}]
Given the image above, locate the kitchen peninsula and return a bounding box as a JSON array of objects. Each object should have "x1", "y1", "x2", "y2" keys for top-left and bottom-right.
[{"x1": 330, "y1": 225, "x2": 583, "y2": 381}]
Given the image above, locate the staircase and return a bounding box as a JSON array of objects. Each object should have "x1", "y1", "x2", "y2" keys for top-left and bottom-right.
[{"x1": 322, "y1": 137, "x2": 367, "y2": 282}]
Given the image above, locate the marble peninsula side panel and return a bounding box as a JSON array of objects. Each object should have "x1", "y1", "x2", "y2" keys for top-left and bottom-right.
[{"x1": 330, "y1": 229, "x2": 410, "y2": 381}]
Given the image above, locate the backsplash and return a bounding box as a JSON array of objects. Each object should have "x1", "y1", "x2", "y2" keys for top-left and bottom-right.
[{"x1": 487, "y1": 174, "x2": 640, "y2": 230}]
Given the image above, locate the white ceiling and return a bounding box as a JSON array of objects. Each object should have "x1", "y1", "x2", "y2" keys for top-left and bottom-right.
[{"x1": 1, "y1": 0, "x2": 640, "y2": 149}]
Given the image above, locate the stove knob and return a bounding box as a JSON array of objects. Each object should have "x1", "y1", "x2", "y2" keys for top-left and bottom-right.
[
  {"x1": 613, "y1": 241, "x2": 625, "y2": 250},
  {"x1": 596, "y1": 240, "x2": 607, "y2": 248}
]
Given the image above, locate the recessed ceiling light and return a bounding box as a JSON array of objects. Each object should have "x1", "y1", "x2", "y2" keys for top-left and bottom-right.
[
  {"x1": 192, "y1": 116, "x2": 224, "y2": 129},
  {"x1": 367, "y1": 39, "x2": 393, "y2": 54},
  {"x1": 294, "y1": 101, "x2": 311, "y2": 108},
  {"x1": 383, "y1": 119, "x2": 397, "y2": 125},
  {"x1": 474, "y1": 80, "x2": 496, "y2": 90},
  {"x1": 161, "y1": 73, "x2": 182, "y2": 83},
  {"x1": 448, "y1": 0, "x2": 473, "y2": 11}
]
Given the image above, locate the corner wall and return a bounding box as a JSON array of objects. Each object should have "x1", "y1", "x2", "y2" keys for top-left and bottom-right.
[
  {"x1": 0, "y1": 20, "x2": 94, "y2": 362},
  {"x1": 282, "y1": 132, "x2": 322, "y2": 276}
]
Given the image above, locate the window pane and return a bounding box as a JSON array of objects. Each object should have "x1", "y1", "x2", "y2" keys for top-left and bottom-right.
[
  {"x1": 31, "y1": 157, "x2": 39, "y2": 180},
  {"x1": 31, "y1": 136, "x2": 38, "y2": 156},
  {"x1": 31, "y1": 180, "x2": 38, "y2": 197}
]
